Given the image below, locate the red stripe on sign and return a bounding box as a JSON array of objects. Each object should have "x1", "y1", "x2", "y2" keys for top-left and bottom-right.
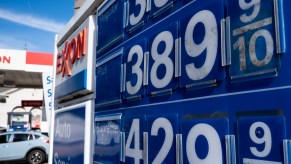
[{"x1": 26, "y1": 51, "x2": 53, "y2": 66}]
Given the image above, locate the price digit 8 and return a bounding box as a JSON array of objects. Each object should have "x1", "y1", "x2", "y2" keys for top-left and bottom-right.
[{"x1": 150, "y1": 31, "x2": 174, "y2": 89}]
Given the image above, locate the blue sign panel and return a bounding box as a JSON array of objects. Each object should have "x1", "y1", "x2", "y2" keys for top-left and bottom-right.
[
  {"x1": 147, "y1": 114, "x2": 178, "y2": 164},
  {"x1": 148, "y1": 22, "x2": 178, "y2": 96},
  {"x1": 179, "y1": 0, "x2": 225, "y2": 90},
  {"x1": 126, "y1": 0, "x2": 147, "y2": 33},
  {"x1": 123, "y1": 39, "x2": 147, "y2": 100},
  {"x1": 94, "y1": 114, "x2": 122, "y2": 163},
  {"x1": 95, "y1": 49, "x2": 123, "y2": 107},
  {"x1": 181, "y1": 117, "x2": 228, "y2": 164},
  {"x1": 237, "y1": 115, "x2": 286, "y2": 164},
  {"x1": 53, "y1": 106, "x2": 85, "y2": 164},
  {"x1": 91, "y1": 0, "x2": 290, "y2": 162},
  {"x1": 97, "y1": 0, "x2": 124, "y2": 56},
  {"x1": 228, "y1": 0, "x2": 281, "y2": 82},
  {"x1": 123, "y1": 115, "x2": 146, "y2": 163},
  {"x1": 55, "y1": 70, "x2": 87, "y2": 100}
]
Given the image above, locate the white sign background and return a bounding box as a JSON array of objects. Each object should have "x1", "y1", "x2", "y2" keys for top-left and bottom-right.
[
  {"x1": 42, "y1": 71, "x2": 53, "y2": 126},
  {"x1": 0, "y1": 49, "x2": 26, "y2": 71}
]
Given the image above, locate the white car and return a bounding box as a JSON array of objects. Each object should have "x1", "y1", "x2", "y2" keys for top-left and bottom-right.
[{"x1": 0, "y1": 131, "x2": 49, "y2": 164}]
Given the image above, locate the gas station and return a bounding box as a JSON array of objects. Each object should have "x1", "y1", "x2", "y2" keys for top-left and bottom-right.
[
  {"x1": 2, "y1": 0, "x2": 290, "y2": 163},
  {"x1": 50, "y1": 0, "x2": 291, "y2": 163},
  {"x1": 0, "y1": 48, "x2": 53, "y2": 133}
]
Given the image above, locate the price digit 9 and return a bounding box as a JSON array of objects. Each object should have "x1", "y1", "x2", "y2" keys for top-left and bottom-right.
[
  {"x1": 186, "y1": 123, "x2": 223, "y2": 164},
  {"x1": 184, "y1": 10, "x2": 218, "y2": 81},
  {"x1": 249, "y1": 121, "x2": 272, "y2": 158},
  {"x1": 239, "y1": 0, "x2": 261, "y2": 23}
]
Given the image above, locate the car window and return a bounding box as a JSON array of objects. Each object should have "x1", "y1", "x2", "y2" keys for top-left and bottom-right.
[
  {"x1": 0, "y1": 134, "x2": 11, "y2": 143},
  {"x1": 12, "y1": 134, "x2": 30, "y2": 142},
  {"x1": 34, "y1": 135, "x2": 41, "y2": 139}
]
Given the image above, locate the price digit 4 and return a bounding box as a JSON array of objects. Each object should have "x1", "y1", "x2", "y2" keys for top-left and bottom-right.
[{"x1": 125, "y1": 119, "x2": 143, "y2": 163}]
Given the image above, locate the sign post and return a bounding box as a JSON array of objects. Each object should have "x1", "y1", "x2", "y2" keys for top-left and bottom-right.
[{"x1": 51, "y1": 14, "x2": 96, "y2": 164}]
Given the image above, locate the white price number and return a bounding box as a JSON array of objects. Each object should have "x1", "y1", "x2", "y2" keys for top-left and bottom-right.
[
  {"x1": 150, "y1": 118, "x2": 173, "y2": 164},
  {"x1": 239, "y1": 0, "x2": 260, "y2": 23},
  {"x1": 125, "y1": 117, "x2": 174, "y2": 164},
  {"x1": 184, "y1": 10, "x2": 218, "y2": 81},
  {"x1": 129, "y1": 0, "x2": 146, "y2": 26},
  {"x1": 150, "y1": 31, "x2": 174, "y2": 89},
  {"x1": 233, "y1": 0, "x2": 275, "y2": 71},
  {"x1": 125, "y1": 45, "x2": 144, "y2": 95},
  {"x1": 126, "y1": 9, "x2": 220, "y2": 91},
  {"x1": 125, "y1": 119, "x2": 143, "y2": 164},
  {"x1": 249, "y1": 122, "x2": 272, "y2": 158},
  {"x1": 186, "y1": 123, "x2": 223, "y2": 164}
]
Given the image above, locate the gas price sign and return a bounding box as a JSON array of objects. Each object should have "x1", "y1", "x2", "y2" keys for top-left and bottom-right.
[
  {"x1": 94, "y1": 0, "x2": 288, "y2": 162},
  {"x1": 228, "y1": 0, "x2": 284, "y2": 82},
  {"x1": 125, "y1": 0, "x2": 148, "y2": 33},
  {"x1": 97, "y1": 0, "x2": 124, "y2": 56},
  {"x1": 53, "y1": 105, "x2": 86, "y2": 164},
  {"x1": 147, "y1": 114, "x2": 178, "y2": 164},
  {"x1": 181, "y1": 117, "x2": 229, "y2": 164},
  {"x1": 123, "y1": 115, "x2": 147, "y2": 164},
  {"x1": 122, "y1": 114, "x2": 179, "y2": 163},
  {"x1": 95, "y1": 0, "x2": 226, "y2": 102},
  {"x1": 237, "y1": 115, "x2": 286, "y2": 164},
  {"x1": 94, "y1": 114, "x2": 122, "y2": 163},
  {"x1": 120, "y1": 113, "x2": 232, "y2": 163},
  {"x1": 179, "y1": 0, "x2": 225, "y2": 89},
  {"x1": 148, "y1": 22, "x2": 179, "y2": 95},
  {"x1": 95, "y1": 49, "x2": 123, "y2": 107}
]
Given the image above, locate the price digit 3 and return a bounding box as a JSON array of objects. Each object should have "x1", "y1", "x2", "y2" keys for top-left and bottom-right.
[{"x1": 125, "y1": 45, "x2": 144, "y2": 95}]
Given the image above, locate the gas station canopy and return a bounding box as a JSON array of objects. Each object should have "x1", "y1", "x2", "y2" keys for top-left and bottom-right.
[{"x1": 0, "y1": 49, "x2": 53, "y2": 98}]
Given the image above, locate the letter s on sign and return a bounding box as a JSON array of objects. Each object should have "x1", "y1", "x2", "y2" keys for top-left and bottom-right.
[{"x1": 46, "y1": 76, "x2": 52, "y2": 84}]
